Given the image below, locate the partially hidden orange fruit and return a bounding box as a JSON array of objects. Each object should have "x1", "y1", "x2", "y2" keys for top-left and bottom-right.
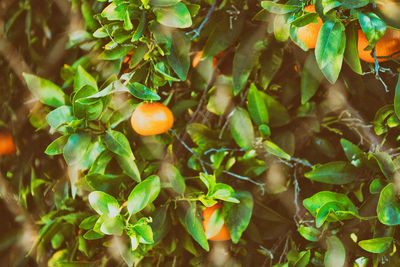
[
  {"x1": 296, "y1": 5, "x2": 323, "y2": 49},
  {"x1": 130, "y1": 103, "x2": 174, "y2": 136},
  {"x1": 0, "y1": 132, "x2": 16, "y2": 155},
  {"x1": 202, "y1": 203, "x2": 231, "y2": 241},
  {"x1": 192, "y1": 51, "x2": 218, "y2": 68},
  {"x1": 357, "y1": 28, "x2": 400, "y2": 63}
]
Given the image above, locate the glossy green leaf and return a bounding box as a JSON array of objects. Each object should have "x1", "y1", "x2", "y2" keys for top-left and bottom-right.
[
  {"x1": 358, "y1": 237, "x2": 393, "y2": 253},
  {"x1": 261, "y1": 1, "x2": 299, "y2": 14},
  {"x1": 247, "y1": 83, "x2": 269, "y2": 125},
  {"x1": 63, "y1": 133, "x2": 91, "y2": 165},
  {"x1": 150, "y1": 0, "x2": 181, "y2": 7},
  {"x1": 159, "y1": 163, "x2": 186, "y2": 194},
  {"x1": 315, "y1": 20, "x2": 346, "y2": 83},
  {"x1": 394, "y1": 75, "x2": 400, "y2": 120},
  {"x1": 298, "y1": 226, "x2": 321, "y2": 242},
  {"x1": 358, "y1": 12, "x2": 387, "y2": 49},
  {"x1": 183, "y1": 203, "x2": 209, "y2": 251},
  {"x1": 154, "y1": 3, "x2": 192, "y2": 28},
  {"x1": 344, "y1": 23, "x2": 362, "y2": 74},
  {"x1": 127, "y1": 82, "x2": 161, "y2": 100},
  {"x1": 230, "y1": 108, "x2": 255, "y2": 149},
  {"x1": 203, "y1": 13, "x2": 244, "y2": 58},
  {"x1": 305, "y1": 161, "x2": 358, "y2": 184},
  {"x1": 100, "y1": 214, "x2": 124, "y2": 235},
  {"x1": 222, "y1": 191, "x2": 253, "y2": 244},
  {"x1": 115, "y1": 153, "x2": 141, "y2": 182},
  {"x1": 88, "y1": 191, "x2": 120, "y2": 217},
  {"x1": 23, "y1": 73, "x2": 65, "y2": 107},
  {"x1": 301, "y1": 51, "x2": 324, "y2": 104},
  {"x1": 342, "y1": 0, "x2": 369, "y2": 8},
  {"x1": 127, "y1": 175, "x2": 161, "y2": 215},
  {"x1": 263, "y1": 140, "x2": 291, "y2": 160},
  {"x1": 262, "y1": 93, "x2": 291, "y2": 127},
  {"x1": 74, "y1": 65, "x2": 98, "y2": 91},
  {"x1": 324, "y1": 236, "x2": 346, "y2": 267},
  {"x1": 167, "y1": 30, "x2": 190, "y2": 80},
  {"x1": 377, "y1": 183, "x2": 400, "y2": 225},
  {"x1": 103, "y1": 129, "x2": 134, "y2": 159},
  {"x1": 45, "y1": 136, "x2": 69, "y2": 155}
]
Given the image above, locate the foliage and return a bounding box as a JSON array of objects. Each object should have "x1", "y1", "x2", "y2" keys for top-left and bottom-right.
[{"x1": 1, "y1": 0, "x2": 400, "y2": 266}]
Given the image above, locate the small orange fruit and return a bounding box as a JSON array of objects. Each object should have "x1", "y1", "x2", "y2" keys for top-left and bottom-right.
[
  {"x1": 357, "y1": 28, "x2": 400, "y2": 63},
  {"x1": 0, "y1": 132, "x2": 16, "y2": 155},
  {"x1": 296, "y1": 5, "x2": 323, "y2": 49},
  {"x1": 202, "y1": 203, "x2": 230, "y2": 241},
  {"x1": 192, "y1": 51, "x2": 218, "y2": 68},
  {"x1": 130, "y1": 103, "x2": 174, "y2": 136}
]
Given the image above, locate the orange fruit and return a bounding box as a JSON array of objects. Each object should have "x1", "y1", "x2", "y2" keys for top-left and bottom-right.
[
  {"x1": 357, "y1": 28, "x2": 400, "y2": 63},
  {"x1": 130, "y1": 103, "x2": 174, "y2": 136},
  {"x1": 0, "y1": 132, "x2": 16, "y2": 155},
  {"x1": 296, "y1": 5, "x2": 323, "y2": 49},
  {"x1": 192, "y1": 51, "x2": 218, "y2": 68},
  {"x1": 202, "y1": 203, "x2": 230, "y2": 241}
]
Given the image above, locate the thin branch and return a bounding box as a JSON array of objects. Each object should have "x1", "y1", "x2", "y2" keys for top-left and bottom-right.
[
  {"x1": 186, "y1": 0, "x2": 217, "y2": 40},
  {"x1": 170, "y1": 129, "x2": 265, "y2": 194},
  {"x1": 373, "y1": 48, "x2": 389, "y2": 92}
]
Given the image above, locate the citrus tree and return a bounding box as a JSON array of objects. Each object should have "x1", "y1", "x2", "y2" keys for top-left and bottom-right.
[{"x1": 1, "y1": 0, "x2": 400, "y2": 266}]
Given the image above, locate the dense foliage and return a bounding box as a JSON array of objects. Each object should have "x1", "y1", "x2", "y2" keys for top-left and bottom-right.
[{"x1": 1, "y1": 0, "x2": 400, "y2": 266}]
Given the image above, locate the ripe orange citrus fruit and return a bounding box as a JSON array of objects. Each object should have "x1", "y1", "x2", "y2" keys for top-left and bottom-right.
[
  {"x1": 296, "y1": 5, "x2": 323, "y2": 49},
  {"x1": 192, "y1": 51, "x2": 218, "y2": 68},
  {"x1": 130, "y1": 103, "x2": 174, "y2": 136},
  {"x1": 0, "y1": 132, "x2": 16, "y2": 155},
  {"x1": 202, "y1": 203, "x2": 231, "y2": 241},
  {"x1": 357, "y1": 28, "x2": 400, "y2": 63}
]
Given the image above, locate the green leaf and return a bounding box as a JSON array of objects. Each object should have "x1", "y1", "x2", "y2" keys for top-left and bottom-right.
[
  {"x1": 159, "y1": 163, "x2": 186, "y2": 194},
  {"x1": 45, "y1": 136, "x2": 69, "y2": 155},
  {"x1": 261, "y1": 1, "x2": 299, "y2": 14},
  {"x1": 342, "y1": 0, "x2": 369, "y2": 8},
  {"x1": 167, "y1": 31, "x2": 190, "y2": 80},
  {"x1": 127, "y1": 82, "x2": 161, "y2": 101},
  {"x1": 303, "y1": 191, "x2": 358, "y2": 218},
  {"x1": 100, "y1": 214, "x2": 124, "y2": 235},
  {"x1": 247, "y1": 83, "x2": 269, "y2": 125},
  {"x1": 230, "y1": 108, "x2": 255, "y2": 149},
  {"x1": 134, "y1": 222, "x2": 154, "y2": 244},
  {"x1": 115, "y1": 154, "x2": 141, "y2": 182},
  {"x1": 74, "y1": 65, "x2": 98, "y2": 91},
  {"x1": 182, "y1": 203, "x2": 209, "y2": 251},
  {"x1": 321, "y1": 0, "x2": 342, "y2": 14},
  {"x1": 79, "y1": 215, "x2": 99, "y2": 230},
  {"x1": 150, "y1": 0, "x2": 181, "y2": 7},
  {"x1": 210, "y1": 183, "x2": 239, "y2": 203},
  {"x1": 83, "y1": 230, "x2": 104, "y2": 240},
  {"x1": 340, "y1": 138, "x2": 366, "y2": 167},
  {"x1": 222, "y1": 191, "x2": 253, "y2": 244},
  {"x1": 88, "y1": 191, "x2": 120, "y2": 217},
  {"x1": 98, "y1": 45, "x2": 133, "y2": 60},
  {"x1": 377, "y1": 183, "x2": 400, "y2": 225},
  {"x1": 263, "y1": 140, "x2": 291, "y2": 160},
  {"x1": 358, "y1": 237, "x2": 393, "y2": 253},
  {"x1": 203, "y1": 13, "x2": 244, "y2": 58},
  {"x1": 154, "y1": 3, "x2": 192, "y2": 28},
  {"x1": 324, "y1": 236, "x2": 346, "y2": 267},
  {"x1": 301, "y1": 51, "x2": 324, "y2": 104},
  {"x1": 372, "y1": 152, "x2": 396, "y2": 179},
  {"x1": 63, "y1": 133, "x2": 91, "y2": 165},
  {"x1": 294, "y1": 250, "x2": 311, "y2": 267},
  {"x1": 259, "y1": 47, "x2": 283, "y2": 89},
  {"x1": 262, "y1": 93, "x2": 291, "y2": 127},
  {"x1": 103, "y1": 130, "x2": 134, "y2": 159},
  {"x1": 23, "y1": 73, "x2": 65, "y2": 107},
  {"x1": 204, "y1": 208, "x2": 225, "y2": 239},
  {"x1": 344, "y1": 23, "x2": 362, "y2": 74},
  {"x1": 298, "y1": 226, "x2": 321, "y2": 242},
  {"x1": 358, "y1": 12, "x2": 387, "y2": 49},
  {"x1": 233, "y1": 29, "x2": 265, "y2": 95},
  {"x1": 315, "y1": 20, "x2": 346, "y2": 84},
  {"x1": 305, "y1": 161, "x2": 358, "y2": 184},
  {"x1": 394, "y1": 75, "x2": 400, "y2": 120},
  {"x1": 127, "y1": 175, "x2": 161, "y2": 215},
  {"x1": 73, "y1": 86, "x2": 104, "y2": 120}
]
